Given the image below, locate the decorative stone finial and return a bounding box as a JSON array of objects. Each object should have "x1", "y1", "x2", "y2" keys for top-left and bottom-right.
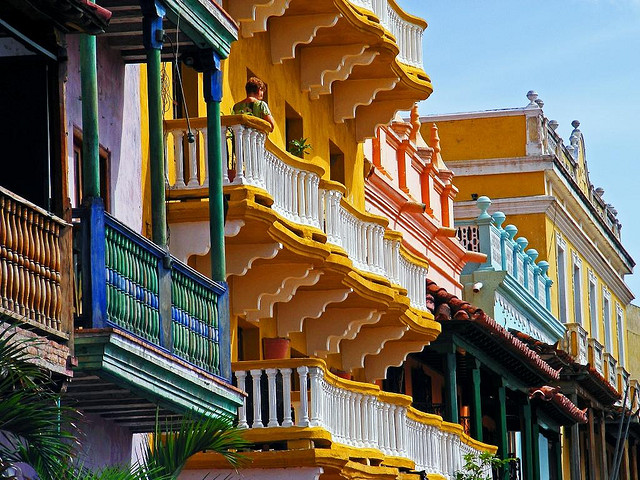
[
  {"x1": 476, "y1": 196, "x2": 492, "y2": 220},
  {"x1": 538, "y1": 260, "x2": 550, "y2": 276},
  {"x1": 534, "y1": 98, "x2": 544, "y2": 108},
  {"x1": 526, "y1": 249, "x2": 539, "y2": 263},
  {"x1": 430, "y1": 123, "x2": 441, "y2": 155},
  {"x1": 409, "y1": 104, "x2": 420, "y2": 143},
  {"x1": 516, "y1": 237, "x2": 529, "y2": 251},
  {"x1": 549, "y1": 120, "x2": 559, "y2": 131},
  {"x1": 595, "y1": 187, "x2": 605, "y2": 196},
  {"x1": 526, "y1": 90, "x2": 539, "y2": 107},
  {"x1": 504, "y1": 224, "x2": 518, "y2": 241},
  {"x1": 492, "y1": 211, "x2": 506, "y2": 230}
]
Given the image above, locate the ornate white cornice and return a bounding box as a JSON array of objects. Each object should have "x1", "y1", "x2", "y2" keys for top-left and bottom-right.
[
  {"x1": 442, "y1": 155, "x2": 553, "y2": 177},
  {"x1": 420, "y1": 108, "x2": 526, "y2": 123}
]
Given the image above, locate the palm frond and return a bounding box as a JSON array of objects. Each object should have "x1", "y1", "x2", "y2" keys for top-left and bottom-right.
[{"x1": 141, "y1": 412, "x2": 249, "y2": 479}]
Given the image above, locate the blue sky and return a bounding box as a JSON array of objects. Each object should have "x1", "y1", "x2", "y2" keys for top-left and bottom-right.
[{"x1": 396, "y1": 0, "x2": 640, "y2": 302}]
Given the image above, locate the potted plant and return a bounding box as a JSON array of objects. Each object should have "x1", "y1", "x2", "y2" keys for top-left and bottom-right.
[
  {"x1": 288, "y1": 138, "x2": 312, "y2": 158},
  {"x1": 263, "y1": 337, "x2": 290, "y2": 360}
]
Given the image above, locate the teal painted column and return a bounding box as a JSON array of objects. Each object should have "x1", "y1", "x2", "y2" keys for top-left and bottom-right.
[
  {"x1": 497, "y1": 380, "x2": 510, "y2": 480},
  {"x1": 554, "y1": 432, "x2": 563, "y2": 480},
  {"x1": 532, "y1": 421, "x2": 541, "y2": 480},
  {"x1": 142, "y1": 1, "x2": 167, "y2": 247},
  {"x1": 569, "y1": 393, "x2": 581, "y2": 480},
  {"x1": 521, "y1": 399, "x2": 534, "y2": 480},
  {"x1": 79, "y1": 35, "x2": 100, "y2": 199},
  {"x1": 444, "y1": 350, "x2": 458, "y2": 423},
  {"x1": 203, "y1": 54, "x2": 226, "y2": 282},
  {"x1": 471, "y1": 358, "x2": 483, "y2": 441}
]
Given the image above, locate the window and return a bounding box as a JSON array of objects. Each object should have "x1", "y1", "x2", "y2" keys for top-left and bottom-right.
[
  {"x1": 556, "y1": 235, "x2": 568, "y2": 323},
  {"x1": 588, "y1": 271, "x2": 598, "y2": 338},
  {"x1": 603, "y1": 289, "x2": 612, "y2": 352},
  {"x1": 73, "y1": 126, "x2": 110, "y2": 211},
  {"x1": 329, "y1": 140, "x2": 345, "y2": 186},
  {"x1": 616, "y1": 305, "x2": 625, "y2": 367},
  {"x1": 572, "y1": 253, "x2": 583, "y2": 325},
  {"x1": 285, "y1": 102, "x2": 303, "y2": 157}
]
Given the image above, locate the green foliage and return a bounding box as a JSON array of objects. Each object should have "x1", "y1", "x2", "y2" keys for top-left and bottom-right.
[
  {"x1": 455, "y1": 451, "x2": 513, "y2": 480},
  {"x1": 0, "y1": 325, "x2": 249, "y2": 479},
  {"x1": 0, "y1": 327, "x2": 76, "y2": 479},
  {"x1": 288, "y1": 138, "x2": 312, "y2": 157},
  {"x1": 140, "y1": 413, "x2": 249, "y2": 479}
]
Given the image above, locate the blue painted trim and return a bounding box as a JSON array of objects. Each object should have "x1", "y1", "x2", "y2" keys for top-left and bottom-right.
[
  {"x1": 217, "y1": 284, "x2": 231, "y2": 381},
  {"x1": 85, "y1": 198, "x2": 107, "y2": 328},
  {"x1": 171, "y1": 258, "x2": 226, "y2": 295},
  {"x1": 140, "y1": 0, "x2": 165, "y2": 50},
  {"x1": 203, "y1": 51, "x2": 223, "y2": 102}
]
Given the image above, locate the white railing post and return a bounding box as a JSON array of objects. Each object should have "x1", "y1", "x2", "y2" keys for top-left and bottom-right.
[
  {"x1": 234, "y1": 370, "x2": 248, "y2": 429},
  {"x1": 309, "y1": 366, "x2": 323, "y2": 427},
  {"x1": 232, "y1": 124, "x2": 246, "y2": 185},
  {"x1": 297, "y1": 366, "x2": 310, "y2": 427},
  {"x1": 281, "y1": 368, "x2": 293, "y2": 427},
  {"x1": 171, "y1": 130, "x2": 186, "y2": 188},
  {"x1": 265, "y1": 368, "x2": 279, "y2": 427},
  {"x1": 187, "y1": 133, "x2": 199, "y2": 187},
  {"x1": 249, "y1": 369, "x2": 264, "y2": 428},
  {"x1": 220, "y1": 126, "x2": 229, "y2": 184}
]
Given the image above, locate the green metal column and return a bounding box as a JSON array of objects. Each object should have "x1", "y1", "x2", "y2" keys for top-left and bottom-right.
[
  {"x1": 79, "y1": 35, "x2": 100, "y2": 199},
  {"x1": 554, "y1": 432, "x2": 563, "y2": 480},
  {"x1": 470, "y1": 358, "x2": 483, "y2": 441},
  {"x1": 522, "y1": 399, "x2": 534, "y2": 480},
  {"x1": 142, "y1": 1, "x2": 167, "y2": 247},
  {"x1": 532, "y1": 421, "x2": 541, "y2": 480},
  {"x1": 497, "y1": 380, "x2": 510, "y2": 480},
  {"x1": 569, "y1": 393, "x2": 581, "y2": 480},
  {"x1": 206, "y1": 95, "x2": 225, "y2": 281},
  {"x1": 444, "y1": 350, "x2": 458, "y2": 423}
]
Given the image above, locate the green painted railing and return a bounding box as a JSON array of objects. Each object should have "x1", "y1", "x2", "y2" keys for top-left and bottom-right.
[{"x1": 75, "y1": 200, "x2": 231, "y2": 380}]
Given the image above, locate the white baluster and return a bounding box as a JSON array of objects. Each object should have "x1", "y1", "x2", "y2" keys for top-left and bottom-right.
[
  {"x1": 234, "y1": 370, "x2": 248, "y2": 429},
  {"x1": 172, "y1": 130, "x2": 186, "y2": 188},
  {"x1": 298, "y1": 171, "x2": 307, "y2": 224},
  {"x1": 187, "y1": 131, "x2": 199, "y2": 187},
  {"x1": 265, "y1": 368, "x2": 279, "y2": 427},
  {"x1": 249, "y1": 369, "x2": 264, "y2": 428},
  {"x1": 309, "y1": 366, "x2": 323, "y2": 427},
  {"x1": 297, "y1": 366, "x2": 310, "y2": 427},
  {"x1": 281, "y1": 368, "x2": 293, "y2": 427},
  {"x1": 232, "y1": 124, "x2": 245, "y2": 184}
]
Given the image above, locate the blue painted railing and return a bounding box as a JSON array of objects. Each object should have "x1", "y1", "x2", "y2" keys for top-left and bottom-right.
[
  {"x1": 74, "y1": 198, "x2": 230, "y2": 380},
  {"x1": 456, "y1": 196, "x2": 552, "y2": 310}
]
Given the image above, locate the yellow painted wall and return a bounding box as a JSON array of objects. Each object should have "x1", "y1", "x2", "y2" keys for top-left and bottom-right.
[
  {"x1": 218, "y1": 33, "x2": 366, "y2": 208},
  {"x1": 420, "y1": 115, "x2": 527, "y2": 162},
  {"x1": 452, "y1": 172, "x2": 546, "y2": 203},
  {"x1": 627, "y1": 304, "x2": 640, "y2": 379}
]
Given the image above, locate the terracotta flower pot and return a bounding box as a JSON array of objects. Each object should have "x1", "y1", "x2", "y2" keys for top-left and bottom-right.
[
  {"x1": 263, "y1": 337, "x2": 290, "y2": 360},
  {"x1": 335, "y1": 370, "x2": 352, "y2": 380}
]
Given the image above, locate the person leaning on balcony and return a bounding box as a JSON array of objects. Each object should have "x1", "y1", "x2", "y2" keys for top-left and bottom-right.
[{"x1": 232, "y1": 77, "x2": 275, "y2": 131}]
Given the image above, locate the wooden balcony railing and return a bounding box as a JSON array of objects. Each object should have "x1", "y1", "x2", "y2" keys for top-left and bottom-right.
[
  {"x1": 233, "y1": 359, "x2": 495, "y2": 478},
  {"x1": 164, "y1": 115, "x2": 430, "y2": 312},
  {"x1": 74, "y1": 200, "x2": 230, "y2": 379},
  {"x1": 0, "y1": 186, "x2": 72, "y2": 338}
]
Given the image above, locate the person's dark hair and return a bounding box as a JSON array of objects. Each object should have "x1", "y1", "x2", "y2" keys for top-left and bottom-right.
[{"x1": 245, "y1": 77, "x2": 266, "y2": 96}]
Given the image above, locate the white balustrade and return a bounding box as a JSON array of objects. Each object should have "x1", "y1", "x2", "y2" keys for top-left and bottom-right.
[
  {"x1": 234, "y1": 362, "x2": 490, "y2": 479},
  {"x1": 166, "y1": 117, "x2": 430, "y2": 312},
  {"x1": 347, "y1": 0, "x2": 423, "y2": 67},
  {"x1": 165, "y1": 125, "x2": 208, "y2": 189}
]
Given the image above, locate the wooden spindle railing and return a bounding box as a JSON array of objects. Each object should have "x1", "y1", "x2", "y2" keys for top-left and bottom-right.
[
  {"x1": 0, "y1": 187, "x2": 70, "y2": 337},
  {"x1": 75, "y1": 203, "x2": 228, "y2": 379}
]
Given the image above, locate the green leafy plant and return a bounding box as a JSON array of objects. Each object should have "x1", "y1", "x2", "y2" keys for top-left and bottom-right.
[
  {"x1": 455, "y1": 451, "x2": 514, "y2": 480},
  {"x1": 0, "y1": 325, "x2": 249, "y2": 479},
  {"x1": 288, "y1": 138, "x2": 312, "y2": 157}
]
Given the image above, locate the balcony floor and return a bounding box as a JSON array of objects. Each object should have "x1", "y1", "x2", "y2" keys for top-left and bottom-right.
[{"x1": 68, "y1": 327, "x2": 243, "y2": 432}]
